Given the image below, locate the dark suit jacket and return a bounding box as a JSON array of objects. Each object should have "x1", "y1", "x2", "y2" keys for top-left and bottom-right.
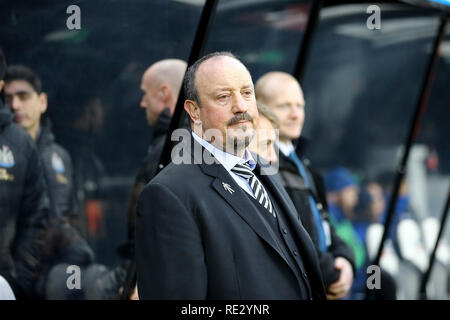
[
  {"x1": 135, "y1": 138, "x2": 326, "y2": 300},
  {"x1": 278, "y1": 150, "x2": 355, "y2": 288}
]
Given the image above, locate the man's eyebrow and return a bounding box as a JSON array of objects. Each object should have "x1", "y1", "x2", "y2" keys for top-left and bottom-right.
[
  {"x1": 6, "y1": 90, "x2": 33, "y2": 95},
  {"x1": 214, "y1": 87, "x2": 233, "y2": 92}
]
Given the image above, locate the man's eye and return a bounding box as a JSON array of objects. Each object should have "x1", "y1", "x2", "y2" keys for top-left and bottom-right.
[{"x1": 18, "y1": 93, "x2": 31, "y2": 101}]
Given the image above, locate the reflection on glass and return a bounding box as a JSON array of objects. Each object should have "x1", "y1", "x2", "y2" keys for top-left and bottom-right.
[
  {"x1": 302, "y1": 3, "x2": 447, "y2": 299},
  {"x1": 1, "y1": 0, "x2": 202, "y2": 268},
  {"x1": 205, "y1": 0, "x2": 313, "y2": 80}
]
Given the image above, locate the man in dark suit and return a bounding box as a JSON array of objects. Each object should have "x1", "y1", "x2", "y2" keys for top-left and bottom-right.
[
  {"x1": 255, "y1": 71, "x2": 355, "y2": 299},
  {"x1": 135, "y1": 52, "x2": 326, "y2": 300}
]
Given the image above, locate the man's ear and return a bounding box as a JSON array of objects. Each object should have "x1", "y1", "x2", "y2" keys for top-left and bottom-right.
[
  {"x1": 0, "y1": 80, "x2": 4, "y2": 92},
  {"x1": 184, "y1": 99, "x2": 200, "y2": 123},
  {"x1": 39, "y1": 92, "x2": 48, "y2": 114},
  {"x1": 160, "y1": 84, "x2": 171, "y2": 103}
]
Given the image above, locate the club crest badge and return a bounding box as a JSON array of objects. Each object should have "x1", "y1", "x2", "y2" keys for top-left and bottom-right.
[
  {"x1": 0, "y1": 145, "x2": 15, "y2": 168},
  {"x1": 52, "y1": 152, "x2": 65, "y2": 173}
]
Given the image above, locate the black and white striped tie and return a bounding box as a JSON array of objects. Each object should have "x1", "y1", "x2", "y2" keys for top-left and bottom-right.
[{"x1": 232, "y1": 162, "x2": 275, "y2": 217}]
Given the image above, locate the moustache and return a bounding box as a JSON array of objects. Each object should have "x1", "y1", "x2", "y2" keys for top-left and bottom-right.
[{"x1": 227, "y1": 113, "x2": 254, "y2": 126}]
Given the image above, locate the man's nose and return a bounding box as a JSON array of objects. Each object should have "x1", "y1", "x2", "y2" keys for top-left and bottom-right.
[
  {"x1": 289, "y1": 105, "x2": 300, "y2": 119},
  {"x1": 266, "y1": 145, "x2": 278, "y2": 164},
  {"x1": 10, "y1": 96, "x2": 21, "y2": 111},
  {"x1": 232, "y1": 93, "x2": 248, "y2": 113},
  {"x1": 140, "y1": 97, "x2": 146, "y2": 109}
]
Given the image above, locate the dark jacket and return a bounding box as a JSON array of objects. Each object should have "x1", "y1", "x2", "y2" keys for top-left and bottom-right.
[
  {"x1": 277, "y1": 140, "x2": 355, "y2": 288},
  {"x1": 136, "y1": 138, "x2": 326, "y2": 299},
  {"x1": 0, "y1": 105, "x2": 50, "y2": 297},
  {"x1": 126, "y1": 108, "x2": 174, "y2": 242},
  {"x1": 0, "y1": 106, "x2": 95, "y2": 299},
  {"x1": 36, "y1": 118, "x2": 75, "y2": 218},
  {"x1": 135, "y1": 108, "x2": 172, "y2": 186}
]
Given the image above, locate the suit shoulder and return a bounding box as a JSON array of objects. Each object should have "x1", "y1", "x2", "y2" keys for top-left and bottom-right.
[{"x1": 150, "y1": 162, "x2": 201, "y2": 188}]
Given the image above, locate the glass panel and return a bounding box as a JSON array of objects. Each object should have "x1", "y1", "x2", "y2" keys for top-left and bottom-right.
[
  {"x1": 1, "y1": 0, "x2": 203, "y2": 269},
  {"x1": 204, "y1": 0, "x2": 313, "y2": 80},
  {"x1": 412, "y1": 22, "x2": 450, "y2": 300},
  {"x1": 301, "y1": 3, "x2": 443, "y2": 299}
]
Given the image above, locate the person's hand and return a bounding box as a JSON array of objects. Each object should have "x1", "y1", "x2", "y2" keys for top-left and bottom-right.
[
  {"x1": 326, "y1": 257, "x2": 354, "y2": 300},
  {"x1": 130, "y1": 286, "x2": 139, "y2": 300},
  {"x1": 118, "y1": 285, "x2": 139, "y2": 300}
]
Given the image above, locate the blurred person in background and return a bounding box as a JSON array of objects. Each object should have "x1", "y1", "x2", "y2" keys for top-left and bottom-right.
[
  {"x1": 324, "y1": 168, "x2": 365, "y2": 270},
  {"x1": 1, "y1": 55, "x2": 128, "y2": 300},
  {"x1": 247, "y1": 102, "x2": 279, "y2": 164},
  {"x1": 324, "y1": 167, "x2": 367, "y2": 298},
  {"x1": 353, "y1": 181, "x2": 386, "y2": 244},
  {"x1": 127, "y1": 59, "x2": 187, "y2": 242},
  {"x1": 0, "y1": 48, "x2": 52, "y2": 299},
  {"x1": 325, "y1": 168, "x2": 397, "y2": 299},
  {"x1": 255, "y1": 72, "x2": 355, "y2": 300},
  {"x1": 4, "y1": 65, "x2": 77, "y2": 227},
  {"x1": 0, "y1": 50, "x2": 93, "y2": 300},
  {"x1": 117, "y1": 59, "x2": 187, "y2": 299}
]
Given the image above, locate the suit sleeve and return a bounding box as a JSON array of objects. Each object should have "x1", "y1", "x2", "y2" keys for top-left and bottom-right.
[
  {"x1": 135, "y1": 182, "x2": 207, "y2": 299},
  {"x1": 328, "y1": 223, "x2": 356, "y2": 272}
]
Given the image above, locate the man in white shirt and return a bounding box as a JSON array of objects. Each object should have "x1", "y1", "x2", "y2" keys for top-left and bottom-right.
[{"x1": 255, "y1": 71, "x2": 355, "y2": 299}]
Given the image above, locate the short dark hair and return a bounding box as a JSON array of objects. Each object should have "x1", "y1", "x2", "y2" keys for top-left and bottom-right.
[
  {"x1": 0, "y1": 49, "x2": 6, "y2": 80},
  {"x1": 4, "y1": 64, "x2": 42, "y2": 93},
  {"x1": 184, "y1": 51, "x2": 245, "y2": 105}
]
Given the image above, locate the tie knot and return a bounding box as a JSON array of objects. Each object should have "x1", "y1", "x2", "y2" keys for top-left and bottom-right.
[{"x1": 231, "y1": 162, "x2": 253, "y2": 180}]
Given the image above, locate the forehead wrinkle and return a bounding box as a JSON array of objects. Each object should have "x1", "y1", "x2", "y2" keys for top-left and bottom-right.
[{"x1": 195, "y1": 56, "x2": 253, "y2": 96}]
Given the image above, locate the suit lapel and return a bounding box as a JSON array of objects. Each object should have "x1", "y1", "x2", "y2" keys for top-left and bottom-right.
[
  {"x1": 193, "y1": 142, "x2": 294, "y2": 267},
  {"x1": 200, "y1": 161, "x2": 286, "y2": 258}
]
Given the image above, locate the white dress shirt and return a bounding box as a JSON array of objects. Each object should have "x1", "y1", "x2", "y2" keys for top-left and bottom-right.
[
  {"x1": 277, "y1": 141, "x2": 295, "y2": 157},
  {"x1": 192, "y1": 132, "x2": 257, "y2": 197}
]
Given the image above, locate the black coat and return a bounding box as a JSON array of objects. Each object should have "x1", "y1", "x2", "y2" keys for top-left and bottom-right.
[
  {"x1": 136, "y1": 138, "x2": 326, "y2": 300},
  {"x1": 277, "y1": 147, "x2": 355, "y2": 288},
  {"x1": 0, "y1": 106, "x2": 50, "y2": 296},
  {"x1": 36, "y1": 119, "x2": 75, "y2": 218},
  {"x1": 0, "y1": 107, "x2": 94, "y2": 299}
]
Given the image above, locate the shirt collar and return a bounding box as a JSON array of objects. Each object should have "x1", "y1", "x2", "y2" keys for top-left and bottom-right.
[
  {"x1": 192, "y1": 132, "x2": 256, "y2": 171},
  {"x1": 277, "y1": 141, "x2": 295, "y2": 157}
]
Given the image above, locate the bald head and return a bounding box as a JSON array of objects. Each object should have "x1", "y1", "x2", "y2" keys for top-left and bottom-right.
[
  {"x1": 255, "y1": 71, "x2": 305, "y2": 142},
  {"x1": 140, "y1": 59, "x2": 187, "y2": 126},
  {"x1": 255, "y1": 72, "x2": 301, "y2": 105}
]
